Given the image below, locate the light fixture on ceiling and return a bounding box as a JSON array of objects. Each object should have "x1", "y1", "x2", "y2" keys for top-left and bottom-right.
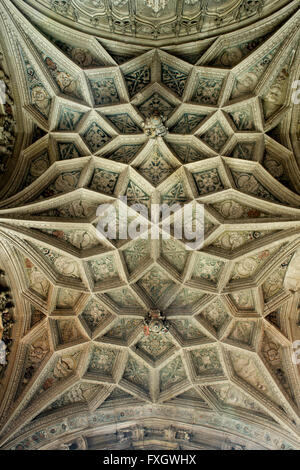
[{"x1": 143, "y1": 309, "x2": 169, "y2": 335}]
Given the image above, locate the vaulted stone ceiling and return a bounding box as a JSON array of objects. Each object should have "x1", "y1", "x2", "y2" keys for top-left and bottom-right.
[
  {"x1": 12, "y1": 0, "x2": 294, "y2": 44},
  {"x1": 0, "y1": 0, "x2": 299, "y2": 451}
]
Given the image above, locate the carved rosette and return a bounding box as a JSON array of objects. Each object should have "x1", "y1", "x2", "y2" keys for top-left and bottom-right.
[
  {"x1": 143, "y1": 309, "x2": 169, "y2": 334},
  {"x1": 142, "y1": 110, "x2": 168, "y2": 138}
]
